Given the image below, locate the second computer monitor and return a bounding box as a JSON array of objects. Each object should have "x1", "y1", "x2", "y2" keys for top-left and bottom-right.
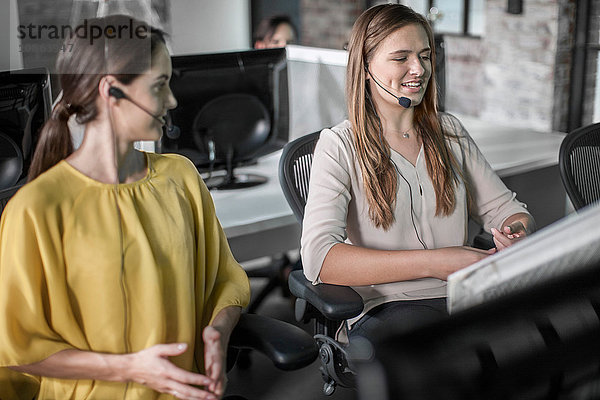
[{"x1": 162, "y1": 48, "x2": 289, "y2": 190}]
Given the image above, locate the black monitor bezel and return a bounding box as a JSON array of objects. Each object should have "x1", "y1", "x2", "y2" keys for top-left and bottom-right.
[{"x1": 162, "y1": 47, "x2": 289, "y2": 171}]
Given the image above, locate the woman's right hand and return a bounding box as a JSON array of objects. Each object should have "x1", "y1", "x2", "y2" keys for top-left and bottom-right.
[
  {"x1": 126, "y1": 343, "x2": 218, "y2": 400},
  {"x1": 429, "y1": 246, "x2": 496, "y2": 280}
]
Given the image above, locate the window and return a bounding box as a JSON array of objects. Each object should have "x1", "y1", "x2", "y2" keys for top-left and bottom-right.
[
  {"x1": 569, "y1": 0, "x2": 600, "y2": 129},
  {"x1": 467, "y1": 0, "x2": 485, "y2": 36},
  {"x1": 592, "y1": 1, "x2": 600, "y2": 123},
  {"x1": 594, "y1": 51, "x2": 600, "y2": 123},
  {"x1": 401, "y1": 0, "x2": 485, "y2": 36}
]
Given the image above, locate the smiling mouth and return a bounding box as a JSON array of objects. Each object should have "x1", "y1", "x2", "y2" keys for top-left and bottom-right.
[{"x1": 401, "y1": 82, "x2": 422, "y2": 88}]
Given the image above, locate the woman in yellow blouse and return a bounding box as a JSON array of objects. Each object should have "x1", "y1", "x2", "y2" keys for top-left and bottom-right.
[{"x1": 0, "y1": 15, "x2": 250, "y2": 400}]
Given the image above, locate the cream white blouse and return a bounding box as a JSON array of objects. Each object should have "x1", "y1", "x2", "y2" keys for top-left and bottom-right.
[{"x1": 300, "y1": 113, "x2": 530, "y2": 325}]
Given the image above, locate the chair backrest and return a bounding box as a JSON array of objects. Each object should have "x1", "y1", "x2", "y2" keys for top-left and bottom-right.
[
  {"x1": 0, "y1": 133, "x2": 23, "y2": 190},
  {"x1": 559, "y1": 122, "x2": 600, "y2": 210},
  {"x1": 0, "y1": 184, "x2": 23, "y2": 218},
  {"x1": 278, "y1": 131, "x2": 321, "y2": 224}
]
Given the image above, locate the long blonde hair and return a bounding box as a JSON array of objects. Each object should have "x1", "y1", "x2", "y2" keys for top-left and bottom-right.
[{"x1": 346, "y1": 4, "x2": 461, "y2": 230}]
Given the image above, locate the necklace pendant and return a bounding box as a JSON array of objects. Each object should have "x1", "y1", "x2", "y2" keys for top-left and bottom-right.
[{"x1": 402, "y1": 132, "x2": 410, "y2": 139}]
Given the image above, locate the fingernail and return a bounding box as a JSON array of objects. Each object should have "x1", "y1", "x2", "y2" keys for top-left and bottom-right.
[{"x1": 177, "y1": 343, "x2": 187, "y2": 350}]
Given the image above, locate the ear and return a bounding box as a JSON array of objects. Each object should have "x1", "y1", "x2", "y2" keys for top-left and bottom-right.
[
  {"x1": 98, "y1": 76, "x2": 119, "y2": 102},
  {"x1": 254, "y1": 40, "x2": 266, "y2": 49}
]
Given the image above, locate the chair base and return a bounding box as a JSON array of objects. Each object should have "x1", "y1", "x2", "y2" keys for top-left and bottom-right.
[
  {"x1": 315, "y1": 334, "x2": 356, "y2": 395},
  {"x1": 246, "y1": 254, "x2": 295, "y2": 314}
]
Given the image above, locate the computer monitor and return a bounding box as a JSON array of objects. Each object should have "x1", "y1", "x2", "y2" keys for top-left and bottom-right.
[
  {"x1": 285, "y1": 45, "x2": 348, "y2": 142},
  {"x1": 161, "y1": 48, "x2": 289, "y2": 190},
  {"x1": 0, "y1": 67, "x2": 52, "y2": 188}
]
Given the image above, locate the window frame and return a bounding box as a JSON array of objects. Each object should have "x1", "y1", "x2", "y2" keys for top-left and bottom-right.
[
  {"x1": 429, "y1": 0, "x2": 481, "y2": 38},
  {"x1": 367, "y1": 0, "x2": 482, "y2": 37},
  {"x1": 568, "y1": 0, "x2": 596, "y2": 131}
]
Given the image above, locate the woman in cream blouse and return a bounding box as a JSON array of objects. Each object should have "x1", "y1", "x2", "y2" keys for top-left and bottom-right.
[{"x1": 301, "y1": 4, "x2": 534, "y2": 341}]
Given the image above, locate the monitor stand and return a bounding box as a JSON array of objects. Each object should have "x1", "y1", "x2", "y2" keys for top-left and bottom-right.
[
  {"x1": 204, "y1": 172, "x2": 268, "y2": 190},
  {"x1": 204, "y1": 146, "x2": 268, "y2": 190}
]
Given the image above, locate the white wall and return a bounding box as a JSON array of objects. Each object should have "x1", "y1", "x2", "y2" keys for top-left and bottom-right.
[
  {"x1": 169, "y1": 0, "x2": 250, "y2": 55},
  {"x1": 0, "y1": 0, "x2": 24, "y2": 70}
]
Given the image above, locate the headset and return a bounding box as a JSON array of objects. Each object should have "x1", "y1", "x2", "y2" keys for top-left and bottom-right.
[
  {"x1": 108, "y1": 86, "x2": 180, "y2": 139},
  {"x1": 365, "y1": 65, "x2": 412, "y2": 108},
  {"x1": 364, "y1": 66, "x2": 428, "y2": 249}
]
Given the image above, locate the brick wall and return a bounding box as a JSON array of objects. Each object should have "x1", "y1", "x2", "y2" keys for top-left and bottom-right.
[
  {"x1": 300, "y1": 0, "x2": 365, "y2": 50},
  {"x1": 436, "y1": 0, "x2": 579, "y2": 132},
  {"x1": 299, "y1": 0, "x2": 588, "y2": 132},
  {"x1": 443, "y1": 35, "x2": 484, "y2": 118},
  {"x1": 479, "y1": 0, "x2": 562, "y2": 131}
]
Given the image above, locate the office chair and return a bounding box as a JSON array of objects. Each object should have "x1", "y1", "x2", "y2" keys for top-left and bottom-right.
[
  {"x1": 279, "y1": 131, "x2": 365, "y2": 395},
  {"x1": 228, "y1": 313, "x2": 318, "y2": 372},
  {"x1": 226, "y1": 314, "x2": 318, "y2": 400},
  {"x1": 0, "y1": 185, "x2": 23, "y2": 217},
  {"x1": 0, "y1": 133, "x2": 23, "y2": 191},
  {"x1": 559, "y1": 122, "x2": 600, "y2": 210},
  {"x1": 353, "y1": 259, "x2": 600, "y2": 400},
  {"x1": 279, "y1": 130, "x2": 505, "y2": 395}
]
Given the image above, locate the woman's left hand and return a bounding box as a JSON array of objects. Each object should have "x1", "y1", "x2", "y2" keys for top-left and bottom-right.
[{"x1": 203, "y1": 325, "x2": 227, "y2": 398}]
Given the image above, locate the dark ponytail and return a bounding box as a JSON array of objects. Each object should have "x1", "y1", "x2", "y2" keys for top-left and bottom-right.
[
  {"x1": 27, "y1": 99, "x2": 74, "y2": 181},
  {"x1": 27, "y1": 15, "x2": 166, "y2": 182}
]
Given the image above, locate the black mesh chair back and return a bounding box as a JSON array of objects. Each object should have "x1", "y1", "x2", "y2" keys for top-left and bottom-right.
[
  {"x1": 0, "y1": 184, "x2": 23, "y2": 217},
  {"x1": 559, "y1": 122, "x2": 600, "y2": 210},
  {"x1": 278, "y1": 131, "x2": 321, "y2": 224},
  {"x1": 279, "y1": 131, "x2": 364, "y2": 394}
]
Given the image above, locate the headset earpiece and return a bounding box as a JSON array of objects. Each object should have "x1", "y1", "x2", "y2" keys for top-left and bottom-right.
[{"x1": 108, "y1": 86, "x2": 126, "y2": 100}]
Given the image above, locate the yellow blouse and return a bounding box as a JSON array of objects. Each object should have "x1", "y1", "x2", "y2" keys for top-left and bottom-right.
[{"x1": 0, "y1": 152, "x2": 250, "y2": 399}]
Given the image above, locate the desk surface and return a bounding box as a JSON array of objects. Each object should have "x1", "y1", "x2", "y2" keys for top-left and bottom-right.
[
  {"x1": 457, "y1": 114, "x2": 565, "y2": 178},
  {"x1": 210, "y1": 117, "x2": 566, "y2": 261},
  {"x1": 209, "y1": 152, "x2": 292, "y2": 240}
]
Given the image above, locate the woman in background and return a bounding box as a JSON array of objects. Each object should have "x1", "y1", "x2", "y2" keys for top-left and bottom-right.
[
  {"x1": 253, "y1": 15, "x2": 297, "y2": 49},
  {"x1": 0, "y1": 15, "x2": 249, "y2": 400},
  {"x1": 301, "y1": 4, "x2": 534, "y2": 341}
]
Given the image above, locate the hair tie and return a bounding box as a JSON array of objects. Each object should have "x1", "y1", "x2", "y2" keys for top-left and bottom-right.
[
  {"x1": 51, "y1": 101, "x2": 70, "y2": 122},
  {"x1": 52, "y1": 100, "x2": 81, "y2": 122}
]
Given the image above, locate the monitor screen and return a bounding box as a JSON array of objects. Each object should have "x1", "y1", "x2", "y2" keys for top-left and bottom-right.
[
  {"x1": 285, "y1": 45, "x2": 348, "y2": 142},
  {"x1": 0, "y1": 67, "x2": 52, "y2": 186},
  {"x1": 161, "y1": 48, "x2": 289, "y2": 189}
]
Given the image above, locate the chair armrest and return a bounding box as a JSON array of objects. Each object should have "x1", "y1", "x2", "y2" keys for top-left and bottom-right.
[
  {"x1": 473, "y1": 229, "x2": 495, "y2": 250},
  {"x1": 229, "y1": 313, "x2": 317, "y2": 371},
  {"x1": 288, "y1": 270, "x2": 364, "y2": 321}
]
